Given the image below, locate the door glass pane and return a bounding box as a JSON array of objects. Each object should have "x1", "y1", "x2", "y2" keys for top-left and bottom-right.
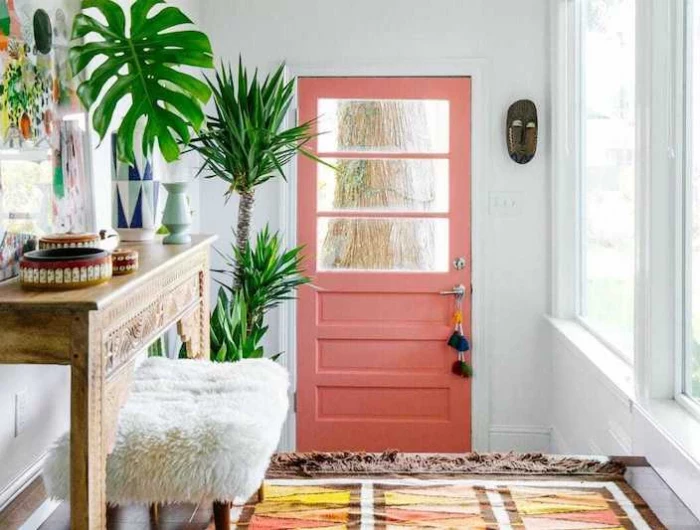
[
  {"x1": 318, "y1": 217, "x2": 448, "y2": 271},
  {"x1": 580, "y1": 0, "x2": 636, "y2": 356},
  {"x1": 317, "y1": 99, "x2": 449, "y2": 153},
  {"x1": 318, "y1": 159, "x2": 449, "y2": 212},
  {"x1": 687, "y1": 0, "x2": 700, "y2": 401}
]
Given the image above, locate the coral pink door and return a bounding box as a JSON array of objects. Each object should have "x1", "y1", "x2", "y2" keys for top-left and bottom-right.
[{"x1": 297, "y1": 77, "x2": 471, "y2": 452}]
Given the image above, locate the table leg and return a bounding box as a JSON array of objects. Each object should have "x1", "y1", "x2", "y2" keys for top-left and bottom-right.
[{"x1": 70, "y1": 313, "x2": 107, "y2": 530}]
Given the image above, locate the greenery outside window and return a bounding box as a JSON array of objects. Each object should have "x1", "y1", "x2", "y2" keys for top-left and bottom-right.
[{"x1": 578, "y1": 0, "x2": 636, "y2": 360}]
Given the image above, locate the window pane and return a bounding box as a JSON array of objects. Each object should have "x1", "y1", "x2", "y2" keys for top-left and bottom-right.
[
  {"x1": 318, "y1": 217, "x2": 449, "y2": 272},
  {"x1": 317, "y1": 99, "x2": 449, "y2": 153},
  {"x1": 581, "y1": 0, "x2": 636, "y2": 354},
  {"x1": 318, "y1": 159, "x2": 449, "y2": 213},
  {"x1": 688, "y1": 0, "x2": 700, "y2": 400}
]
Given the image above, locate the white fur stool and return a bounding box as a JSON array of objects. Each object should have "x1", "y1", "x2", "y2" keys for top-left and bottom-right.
[{"x1": 43, "y1": 357, "x2": 289, "y2": 528}]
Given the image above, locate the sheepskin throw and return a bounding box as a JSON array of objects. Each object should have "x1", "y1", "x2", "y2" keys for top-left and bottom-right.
[{"x1": 43, "y1": 357, "x2": 289, "y2": 505}]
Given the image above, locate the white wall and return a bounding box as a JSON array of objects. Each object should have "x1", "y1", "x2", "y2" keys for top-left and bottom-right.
[
  {"x1": 199, "y1": 0, "x2": 553, "y2": 450},
  {"x1": 549, "y1": 325, "x2": 634, "y2": 456}
]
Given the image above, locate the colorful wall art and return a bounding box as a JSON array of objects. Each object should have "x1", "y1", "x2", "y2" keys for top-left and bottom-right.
[
  {"x1": 0, "y1": 0, "x2": 80, "y2": 147},
  {"x1": 0, "y1": 0, "x2": 94, "y2": 281}
]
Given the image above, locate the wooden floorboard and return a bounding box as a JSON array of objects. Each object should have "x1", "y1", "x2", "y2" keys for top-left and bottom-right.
[
  {"x1": 1, "y1": 462, "x2": 697, "y2": 529},
  {"x1": 625, "y1": 467, "x2": 700, "y2": 529},
  {"x1": 0, "y1": 477, "x2": 47, "y2": 529}
]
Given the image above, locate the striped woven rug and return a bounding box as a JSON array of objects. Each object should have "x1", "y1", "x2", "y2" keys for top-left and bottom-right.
[{"x1": 236, "y1": 477, "x2": 665, "y2": 529}]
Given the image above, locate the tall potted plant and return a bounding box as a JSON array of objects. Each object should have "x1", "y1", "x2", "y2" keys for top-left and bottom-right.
[{"x1": 190, "y1": 61, "x2": 326, "y2": 361}]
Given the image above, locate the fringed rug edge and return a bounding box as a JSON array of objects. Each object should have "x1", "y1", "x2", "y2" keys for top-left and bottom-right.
[{"x1": 268, "y1": 450, "x2": 627, "y2": 478}]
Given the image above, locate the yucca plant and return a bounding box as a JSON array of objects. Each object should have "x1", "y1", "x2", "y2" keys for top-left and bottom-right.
[
  {"x1": 70, "y1": 0, "x2": 214, "y2": 163},
  {"x1": 210, "y1": 288, "x2": 269, "y2": 362},
  {"x1": 215, "y1": 226, "x2": 311, "y2": 335},
  {"x1": 190, "y1": 60, "x2": 327, "y2": 287}
]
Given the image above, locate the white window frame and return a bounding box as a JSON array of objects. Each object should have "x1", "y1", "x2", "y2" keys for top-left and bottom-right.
[
  {"x1": 551, "y1": 0, "x2": 684, "y2": 404},
  {"x1": 678, "y1": 0, "x2": 700, "y2": 420},
  {"x1": 554, "y1": 0, "x2": 637, "y2": 364}
]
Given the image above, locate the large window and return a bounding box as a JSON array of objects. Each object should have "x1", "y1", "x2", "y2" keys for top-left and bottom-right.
[
  {"x1": 579, "y1": 0, "x2": 636, "y2": 357},
  {"x1": 685, "y1": 0, "x2": 700, "y2": 402}
]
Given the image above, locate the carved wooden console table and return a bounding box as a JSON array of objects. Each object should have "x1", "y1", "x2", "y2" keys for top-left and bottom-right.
[{"x1": 0, "y1": 235, "x2": 215, "y2": 529}]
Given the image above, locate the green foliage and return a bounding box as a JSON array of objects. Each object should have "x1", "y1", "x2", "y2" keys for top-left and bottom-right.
[
  {"x1": 69, "y1": 0, "x2": 214, "y2": 164},
  {"x1": 217, "y1": 227, "x2": 310, "y2": 324},
  {"x1": 190, "y1": 60, "x2": 329, "y2": 199},
  {"x1": 210, "y1": 227, "x2": 310, "y2": 362},
  {"x1": 146, "y1": 335, "x2": 165, "y2": 357},
  {"x1": 210, "y1": 288, "x2": 268, "y2": 362}
]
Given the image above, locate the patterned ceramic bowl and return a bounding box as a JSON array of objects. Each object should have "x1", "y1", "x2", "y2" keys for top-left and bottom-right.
[
  {"x1": 38, "y1": 233, "x2": 102, "y2": 250},
  {"x1": 112, "y1": 248, "x2": 139, "y2": 276},
  {"x1": 20, "y1": 248, "x2": 113, "y2": 290}
]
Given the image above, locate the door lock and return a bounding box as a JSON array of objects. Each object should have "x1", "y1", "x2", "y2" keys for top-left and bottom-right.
[{"x1": 453, "y1": 257, "x2": 467, "y2": 270}]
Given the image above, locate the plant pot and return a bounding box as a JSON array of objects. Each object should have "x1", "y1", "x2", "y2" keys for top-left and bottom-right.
[
  {"x1": 111, "y1": 134, "x2": 160, "y2": 242},
  {"x1": 162, "y1": 182, "x2": 192, "y2": 245}
]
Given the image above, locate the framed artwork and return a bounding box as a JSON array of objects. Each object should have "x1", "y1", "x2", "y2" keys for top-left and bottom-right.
[{"x1": 0, "y1": 0, "x2": 95, "y2": 281}]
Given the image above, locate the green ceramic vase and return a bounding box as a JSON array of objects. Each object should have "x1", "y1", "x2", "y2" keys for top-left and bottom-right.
[{"x1": 162, "y1": 182, "x2": 192, "y2": 245}]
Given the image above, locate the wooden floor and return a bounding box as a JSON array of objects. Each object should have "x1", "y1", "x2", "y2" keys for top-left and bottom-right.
[{"x1": 1, "y1": 461, "x2": 698, "y2": 529}]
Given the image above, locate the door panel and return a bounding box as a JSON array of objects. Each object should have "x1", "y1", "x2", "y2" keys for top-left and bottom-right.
[{"x1": 297, "y1": 77, "x2": 471, "y2": 452}]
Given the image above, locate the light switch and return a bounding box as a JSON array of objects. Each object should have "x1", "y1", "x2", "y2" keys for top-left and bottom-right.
[{"x1": 489, "y1": 191, "x2": 523, "y2": 217}]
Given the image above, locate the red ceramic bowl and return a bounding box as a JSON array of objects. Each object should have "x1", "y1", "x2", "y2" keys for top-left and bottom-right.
[
  {"x1": 20, "y1": 248, "x2": 113, "y2": 290},
  {"x1": 112, "y1": 248, "x2": 139, "y2": 276}
]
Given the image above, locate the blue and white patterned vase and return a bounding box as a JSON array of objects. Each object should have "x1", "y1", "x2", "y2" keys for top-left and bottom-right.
[{"x1": 111, "y1": 135, "x2": 160, "y2": 242}]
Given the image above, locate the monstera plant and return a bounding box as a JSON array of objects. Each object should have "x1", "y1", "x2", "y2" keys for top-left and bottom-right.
[{"x1": 69, "y1": 0, "x2": 214, "y2": 163}]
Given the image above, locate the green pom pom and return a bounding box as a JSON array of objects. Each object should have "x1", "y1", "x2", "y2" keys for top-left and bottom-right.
[{"x1": 461, "y1": 361, "x2": 473, "y2": 378}]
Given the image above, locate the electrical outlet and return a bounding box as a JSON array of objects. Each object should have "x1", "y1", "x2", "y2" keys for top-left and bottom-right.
[
  {"x1": 14, "y1": 390, "x2": 28, "y2": 437},
  {"x1": 489, "y1": 191, "x2": 523, "y2": 217}
]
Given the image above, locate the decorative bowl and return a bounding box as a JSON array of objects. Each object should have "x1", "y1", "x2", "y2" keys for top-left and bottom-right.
[
  {"x1": 38, "y1": 233, "x2": 102, "y2": 250},
  {"x1": 38, "y1": 231, "x2": 120, "y2": 252},
  {"x1": 112, "y1": 248, "x2": 139, "y2": 276},
  {"x1": 20, "y1": 248, "x2": 113, "y2": 290}
]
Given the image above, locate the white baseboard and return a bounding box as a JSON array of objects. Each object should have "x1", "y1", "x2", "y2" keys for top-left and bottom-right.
[
  {"x1": 0, "y1": 452, "x2": 47, "y2": 512},
  {"x1": 550, "y1": 425, "x2": 572, "y2": 454},
  {"x1": 488, "y1": 425, "x2": 552, "y2": 452}
]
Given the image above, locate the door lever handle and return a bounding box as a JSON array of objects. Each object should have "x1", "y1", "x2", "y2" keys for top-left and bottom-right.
[{"x1": 439, "y1": 284, "x2": 466, "y2": 296}]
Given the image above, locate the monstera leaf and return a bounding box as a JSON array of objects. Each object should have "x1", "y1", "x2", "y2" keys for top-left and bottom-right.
[{"x1": 69, "y1": 0, "x2": 214, "y2": 163}]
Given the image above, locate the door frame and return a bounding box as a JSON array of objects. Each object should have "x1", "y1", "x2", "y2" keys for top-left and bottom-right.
[{"x1": 277, "y1": 58, "x2": 491, "y2": 452}]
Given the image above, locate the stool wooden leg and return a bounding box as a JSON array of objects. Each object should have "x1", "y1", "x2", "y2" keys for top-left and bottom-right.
[
  {"x1": 149, "y1": 503, "x2": 159, "y2": 523},
  {"x1": 213, "y1": 501, "x2": 231, "y2": 530}
]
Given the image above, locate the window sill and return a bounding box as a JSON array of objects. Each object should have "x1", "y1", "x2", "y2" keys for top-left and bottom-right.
[
  {"x1": 640, "y1": 398, "x2": 700, "y2": 468},
  {"x1": 547, "y1": 317, "x2": 634, "y2": 401},
  {"x1": 548, "y1": 317, "x2": 700, "y2": 471}
]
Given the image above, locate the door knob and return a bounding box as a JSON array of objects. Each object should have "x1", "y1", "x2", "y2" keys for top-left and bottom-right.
[{"x1": 440, "y1": 284, "x2": 466, "y2": 297}]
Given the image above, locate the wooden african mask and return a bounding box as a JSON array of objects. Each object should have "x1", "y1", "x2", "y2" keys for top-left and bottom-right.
[{"x1": 506, "y1": 99, "x2": 538, "y2": 164}]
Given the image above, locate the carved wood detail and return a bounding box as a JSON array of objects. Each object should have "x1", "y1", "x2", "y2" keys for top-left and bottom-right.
[{"x1": 103, "y1": 252, "x2": 206, "y2": 376}]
